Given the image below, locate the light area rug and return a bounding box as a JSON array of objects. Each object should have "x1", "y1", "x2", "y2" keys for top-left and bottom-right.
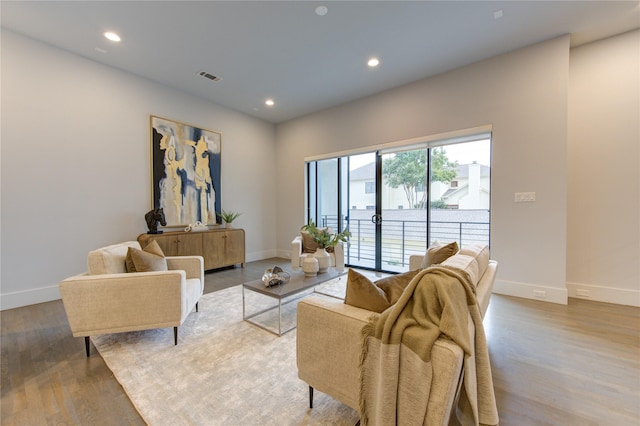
[{"x1": 91, "y1": 279, "x2": 359, "y2": 426}]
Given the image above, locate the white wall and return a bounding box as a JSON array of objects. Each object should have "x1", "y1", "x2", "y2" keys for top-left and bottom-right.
[
  {"x1": 276, "y1": 36, "x2": 571, "y2": 304},
  {"x1": 567, "y1": 30, "x2": 640, "y2": 307},
  {"x1": 0, "y1": 30, "x2": 278, "y2": 310}
]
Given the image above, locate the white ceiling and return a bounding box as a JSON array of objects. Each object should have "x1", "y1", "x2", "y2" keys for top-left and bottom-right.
[{"x1": 2, "y1": 1, "x2": 639, "y2": 124}]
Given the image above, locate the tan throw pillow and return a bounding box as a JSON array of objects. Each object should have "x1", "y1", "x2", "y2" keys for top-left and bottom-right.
[
  {"x1": 375, "y1": 269, "x2": 421, "y2": 305},
  {"x1": 126, "y1": 240, "x2": 167, "y2": 272},
  {"x1": 420, "y1": 241, "x2": 459, "y2": 269},
  {"x1": 300, "y1": 231, "x2": 319, "y2": 253},
  {"x1": 344, "y1": 269, "x2": 391, "y2": 313}
]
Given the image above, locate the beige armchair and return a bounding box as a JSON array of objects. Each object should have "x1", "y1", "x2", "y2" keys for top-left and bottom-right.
[
  {"x1": 59, "y1": 241, "x2": 204, "y2": 356},
  {"x1": 291, "y1": 236, "x2": 345, "y2": 272}
]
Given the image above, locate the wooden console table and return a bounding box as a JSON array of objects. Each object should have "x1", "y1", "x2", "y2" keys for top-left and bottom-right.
[{"x1": 138, "y1": 228, "x2": 245, "y2": 271}]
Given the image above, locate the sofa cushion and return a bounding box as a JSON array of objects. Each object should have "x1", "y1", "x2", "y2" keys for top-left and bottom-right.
[
  {"x1": 344, "y1": 269, "x2": 390, "y2": 313},
  {"x1": 344, "y1": 269, "x2": 421, "y2": 313},
  {"x1": 440, "y1": 243, "x2": 490, "y2": 287},
  {"x1": 88, "y1": 241, "x2": 142, "y2": 275},
  {"x1": 126, "y1": 240, "x2": 168, "y2": 273},
  {"x1": 458, "y1": 243, "x2": 490, "y2": 279},
  {"x1": 375, "y1": 269, "x2": 421, "y2": 305},
  {"x1": 420, "y1": 241, "x2": 459, "y2": 269}
]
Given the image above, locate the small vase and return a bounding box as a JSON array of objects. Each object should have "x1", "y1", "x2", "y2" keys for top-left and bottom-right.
[
  {"x1": 314, "y1": 247, "x2": 331, "y2": 273},
  {"x1": 302, "y1": 254, "x2": 319, "y2": 277}
]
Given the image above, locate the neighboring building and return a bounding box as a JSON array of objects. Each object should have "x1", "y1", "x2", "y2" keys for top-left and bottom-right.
[
  {"x1": 435, "y1": 162, "x2": 490, "y2": 210},
  {"x1": 349, "y1": 161, "x2": 490, "y2": 210}
]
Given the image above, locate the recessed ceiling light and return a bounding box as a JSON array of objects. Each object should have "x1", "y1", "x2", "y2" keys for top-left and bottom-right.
[
  {"x1": 493, "y1": 10, "x2": 503, "y2": 20},
  {"x1": 104, "y1": 32, "x2": 121, "y2": 42},
  {"x1": 367, "y1": 57, "x2": 380, "y2": 67},
  {"x1": 315, "y1": 6, "x2": 328, "y2": 16},
  {"x1": 265, "y1": 99, "x2": 275, "y2": 106}
]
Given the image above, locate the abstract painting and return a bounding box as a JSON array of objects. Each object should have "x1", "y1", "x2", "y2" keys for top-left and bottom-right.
[{"x1": 150, "y1": 116, "x2": 221, "y2": 227}]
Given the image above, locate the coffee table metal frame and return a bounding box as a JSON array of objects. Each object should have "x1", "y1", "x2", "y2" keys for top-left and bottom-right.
[{"x1": 242, "y1": 269, "x2": 345, "y2": 336}]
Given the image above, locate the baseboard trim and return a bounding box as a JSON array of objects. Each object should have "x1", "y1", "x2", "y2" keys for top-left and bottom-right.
[
  {"x1": 566, "y1": 281, "x2": 640, "y2": 307},
  {"x1": 1, "y1": 285, "x2": 61, "y2": 311},
  {"x1": 245, "y1": 249, "x2": 279, "y2": 263},
  {"x1": 276, "y1": 249, "x2": 292, "y2": 260},
  {"x1": 493, "y1": 279, "x2": 568, "y2": 305}
]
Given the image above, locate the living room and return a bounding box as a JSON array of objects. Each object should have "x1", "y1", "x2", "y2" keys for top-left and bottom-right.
[{"x1": 1, "y1": 1, "x2": 638, "y2": 425}]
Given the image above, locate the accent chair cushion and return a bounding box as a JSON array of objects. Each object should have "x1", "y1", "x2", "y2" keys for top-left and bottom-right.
[
  {"x1": 300, "y1": 227, "x2": 335, "y2": 253},
  {"x1": 88, "y1": 241, "x2": 142, "y2": 275},
  {"x1": 344, "y1": 269, "x2": 421, "y2": 313},
  {"x1": 300, "y1": 231, "x2": 320, "y2": 253},
  {"x1": 420, "y1": 241, "x2": 459, "y2": 269},
  {"x1": 126, "y1": 240, "x2": 168, "y2": 273}
]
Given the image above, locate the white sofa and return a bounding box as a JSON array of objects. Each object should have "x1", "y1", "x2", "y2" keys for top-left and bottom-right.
[
  {"x1": 291, "y1": 236, "x2": 345, "y2": 272},
  {"x1": 59, "y1": 241, "x2": 204, "y2": 356},
  {"x1": 297, "y1": 244, "x2": 496, "y2": 424}
]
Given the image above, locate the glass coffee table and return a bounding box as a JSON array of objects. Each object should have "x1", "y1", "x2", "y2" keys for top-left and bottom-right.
[{"x1": 242, "y1": 268, "x2": 346, "y2": 336}]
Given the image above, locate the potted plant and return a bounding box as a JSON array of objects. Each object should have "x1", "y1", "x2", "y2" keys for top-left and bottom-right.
[
  {"x1": 301, "y1": 220, "x2": 351, "y2": 272},
  {"x1": 301, "y1": 219, "x2": 351, "y2": 249},
  {"x1": 219, "y1": 210, "x2": 242, "y2": 228}
]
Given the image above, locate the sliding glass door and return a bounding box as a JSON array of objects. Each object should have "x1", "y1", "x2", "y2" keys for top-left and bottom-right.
[
  {"x1": 380, "y1": 148, "x2": 429, "y2": 272},
  {"x1": 345, "y1": 153, "x2": 377, "y2": 269},
  {"x1": 306, "y1": 133, "x2": 491, "y2": 273}
]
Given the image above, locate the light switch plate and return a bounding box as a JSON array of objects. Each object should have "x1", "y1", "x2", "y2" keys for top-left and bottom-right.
[{"x1": 515, "y1": 192, "x2": 536, "y2": 202}]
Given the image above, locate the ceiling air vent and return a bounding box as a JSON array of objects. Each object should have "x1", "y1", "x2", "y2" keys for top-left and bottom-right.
[{"x1": 199, "y1": 71, "x2": 221, "y2": 82}]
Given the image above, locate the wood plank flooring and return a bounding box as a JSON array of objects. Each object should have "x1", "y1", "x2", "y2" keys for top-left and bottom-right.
[{"x1": 2, "y1": 259, "x2": 639, "y2": 425}]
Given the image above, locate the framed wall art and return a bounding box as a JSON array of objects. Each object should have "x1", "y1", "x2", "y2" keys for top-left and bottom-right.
[{"x1": 150, "y1": 115, "x2": 221, "y2": 227}]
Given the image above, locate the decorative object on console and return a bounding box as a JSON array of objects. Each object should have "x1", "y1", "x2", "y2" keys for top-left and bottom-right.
[
  {"x1": 150, "y1": 115, "x2": 221, "y2": 227},
  {"x1": 301, "y1": 254, "x2": 319, "y2": 277},
  {"x1": 261, "y1": 266, "x2": 291, "y2": 287},
  {"x1": 145, "y1": 208, "x2": 167, "y2": 234},
  {"x1": 184, "y1": 221, "x2": 208, "y2": 232},
  {"x1": 219, "y1": 209, "x2": 242, "y2": 228}
]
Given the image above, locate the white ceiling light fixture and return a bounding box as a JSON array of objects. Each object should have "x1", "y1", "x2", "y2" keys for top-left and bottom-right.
[
  {"x1": 265, "y1": 99, "x2": 275, "y2": 106},
  {"x1": 315, "y1": 6, "x2": 328, "y2": 16},
  {"x1": 104, "y1": 31, "x2": 121, "y2": 42},
  {"x1": 367, "y1": 57, "x2": 380, "y2": 67},
  {"x1": 493, "y1": 10, "x2": 504, "y2": 20}
]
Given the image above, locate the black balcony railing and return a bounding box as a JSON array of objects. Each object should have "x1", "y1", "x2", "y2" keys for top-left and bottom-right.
[{"x1": 319, "y1": 214, "x2": 489, "y2": 272}]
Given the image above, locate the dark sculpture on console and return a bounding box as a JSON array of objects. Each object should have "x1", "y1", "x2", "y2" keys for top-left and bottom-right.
[{"x1": 145, "y1": 208, "x2": 167, "y2": 234}]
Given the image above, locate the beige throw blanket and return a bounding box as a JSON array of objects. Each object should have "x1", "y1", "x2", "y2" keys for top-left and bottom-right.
[{"x1": 359, "y1": 266, "x2": 498, "y2": 426}]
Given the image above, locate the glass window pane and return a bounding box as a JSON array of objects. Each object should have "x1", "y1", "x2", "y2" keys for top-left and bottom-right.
[{"x1": 429, "y1": 139, "x2": 491, "y2": 248}]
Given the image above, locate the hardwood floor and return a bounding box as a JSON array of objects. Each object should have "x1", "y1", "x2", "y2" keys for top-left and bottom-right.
[
  {"x1": 2, "y1": 259, "x2": 638, "y2": 425},
  {"x1": 485, "y1": 295, "x2": 640, "y2": 425}
]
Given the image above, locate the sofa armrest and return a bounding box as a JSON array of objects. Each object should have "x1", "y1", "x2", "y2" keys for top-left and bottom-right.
[
  {"x1": 297, "y1": 295, "x2": 466, "y2": 422},
  {"x1": 297, "y1": 296, "x2": 377, "y2": 411},
  {"x1": 166, "y1": 255, "x2": 204, "y2": 282},
  {"x1": 291, "y1": 236, "x2": 303, "y2": 271},
  {"x1": 59, "y1": 270, "x2": 187, "y2": 337}
]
